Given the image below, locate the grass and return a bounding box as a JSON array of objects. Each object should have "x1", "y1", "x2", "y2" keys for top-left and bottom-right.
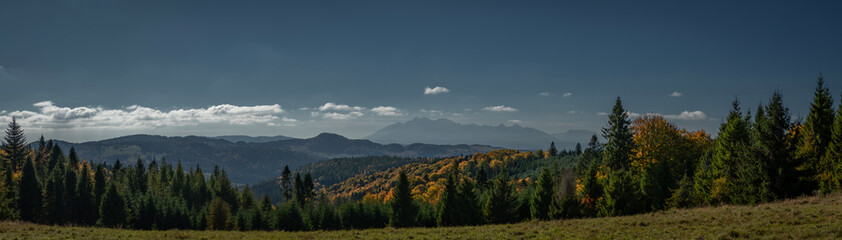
[{"x1": 2, "y1": 193, "x2": 842, "y2": 239}]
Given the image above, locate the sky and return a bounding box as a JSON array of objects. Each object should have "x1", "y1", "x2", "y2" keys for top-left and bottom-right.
[{"x1": 0, "y1": 1, "x2": 841, "y2": 143}]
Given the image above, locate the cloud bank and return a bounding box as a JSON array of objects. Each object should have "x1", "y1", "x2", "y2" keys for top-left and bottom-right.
[{"x1": 0, "y1": 101, "x2": 286, "y2": 129}]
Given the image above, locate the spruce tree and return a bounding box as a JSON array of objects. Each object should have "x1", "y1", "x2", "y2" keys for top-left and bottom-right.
[
  {"x1": 63, "y1": 166, "x2": 77, "y2": 221},
  {"x1": 823, "y1": 96, "x2": 842, "y2": 191},
  {"x1": 801, "y1": 74, "x2": 835, "y2": 189},
  {"x1": 280, "y1": 165, "x2": 292, "y2": 201},
  {"x1": 457, "y1": 178, "x2": 483, "y2": 225},
  {"x1": 2, "y1": 117, "x2": 26, "y2": 171},
  {"x1": 602, "y1": 97, "x2": 634, "y2": 170},
  {"x1": 483, "y1": 170, "x2": 515, "y2": 224},
  {"x1": 42, "y1": 169, "x2": 62, "y2": 224},
  {"x1": 530, "y1": 167, "x2": 555, "y2": 220},
  {"x1": 207, "y1": 197, "x2": 232, "y2": 230},
  {"x1": 99, "y1": 184, "x2": 127, "y2": 228},
  {"x1": 436, "y1": 173, "x2": 459, "y2": 226},
  {"x1": 0, "y1": 164, "x2": 16, "y2": 220},
  {"x1": 548, "y1": 142, "x2": 558, "y2": 157},
  {"x1": 475, "y1": 166, "x2": 488, "y2": 190},
  {"x1": 389, "y1": 169, "x2": 417, "y2": 227},
  {"x1": 68, "y1": 147, "x2": 79, "y2": 168},
  {"x1": 94, "y1": 164, "x2": 106, "y2": 208},
  {"x1": 75, "y1": 163, "x2": 96, "y2": 225},
  {"x1": 18, "y1": 158, "x2": 41, "y2": 222},
  {"x1": 598, "y1": 97, "x2": 638, "y2": 215},
  {"x1": 754, "y1": 90, "x2": 797, "y2": 197}
]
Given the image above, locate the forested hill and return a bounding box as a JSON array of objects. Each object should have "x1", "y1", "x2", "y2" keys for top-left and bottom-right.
[{"x1": 36, "y1": 133, "x2": 498, "y2": 183}]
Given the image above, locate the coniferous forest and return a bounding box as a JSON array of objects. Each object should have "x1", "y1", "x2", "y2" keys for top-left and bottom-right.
[{"x1": 1, "y1": 76, "x2": 841, "y2": 232}]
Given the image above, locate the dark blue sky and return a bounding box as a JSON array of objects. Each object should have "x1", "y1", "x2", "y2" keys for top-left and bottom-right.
[{"x1": 0, "y1": 1, "x2": 840, "y2": 142}]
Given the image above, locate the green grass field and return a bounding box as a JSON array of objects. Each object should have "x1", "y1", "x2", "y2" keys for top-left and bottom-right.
[{"x1": 2, "y1": 193, "x2": 841, "y2": 239}]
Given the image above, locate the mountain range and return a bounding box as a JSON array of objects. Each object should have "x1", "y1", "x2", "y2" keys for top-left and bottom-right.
[
  {"x1": 365, "y1": 117, "x2": 596, "y2": 150},
  {"x1": 38, "y1": 133, "x2": 496, "y2": 184}
]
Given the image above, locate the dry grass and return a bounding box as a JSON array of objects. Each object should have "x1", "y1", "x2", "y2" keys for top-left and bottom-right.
[{"x1": 2, "y1": 193, "x2": 841, "y2": 239}]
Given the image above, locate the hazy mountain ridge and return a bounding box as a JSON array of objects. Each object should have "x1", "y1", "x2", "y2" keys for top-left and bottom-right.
[
  {"x1": 212, "y1": 135, "x2": 297, "y2": 143},
  {"x1": 366, "y1": 117, "x2": 595, "y2": 150},
  {"x1": 36, "y1": 133, "x2": 498, "y2": 184}
]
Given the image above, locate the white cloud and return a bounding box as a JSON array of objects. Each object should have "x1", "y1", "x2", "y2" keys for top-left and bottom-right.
[
  {"x1": 317, "y1": 102, "x2": 364, "y2": 112},
  {"x1": 539, "y1": 92, "x2": 550, "y2": 96},
  {"x1": 424, "y1": 86, "x2": 450, "y2": 95},
  {"x1": 664, "y1": 110, "x2": 707, "y2": 120},
  {"x1": 596, "y1": 112, "x2": 609, "y2": 116},
  {"x1": 281, "y1": 117, "x2": 297, "y2": 122},
  {"x1": 508, "y1": 120, "x2": 522, "y2": 124},
  {"x1": 626, "y1": 111, "x2": 641, "y2": 118},
  {"x1": 371, "y1": 106, "x2": 403, "y2": 116},
  {"x1": 670, "y1": 91, "x2": 683, "y2": 97},
  {"x1": 563, "y1": 92, "x2": 573, "y2": 97},
  {"x1": 322, "y1": 111, "x2": 364, "y2": 120},
  {"x1": 0, "y1": 101, "x2": 286, "y2": 129},
  {"x1": 567, "y1": 110, "x2": 582, "y2": 114},
  {"x1": 482, "y1": 105, "x2": 518, "y2": 112}
]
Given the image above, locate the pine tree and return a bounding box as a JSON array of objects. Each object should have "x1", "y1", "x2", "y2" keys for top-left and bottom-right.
[
  {"x1": 2, "y1": 117, "x2": 26, "y2": 171},
  {"x1": 42, "y1": 168, "x2": 63, "y2": 224},
  {"x1": 63, "y1": 166, "x2": 77, "y2": 221},
  {"x1": 475, "y1": 166, "x2": 488, "y2": 190},
  {"x1": 575, "y1": 143, "x2": 583, "y2": 155},
  {"x1": 93, "y1": 164, "x2": 106, "y2": 209},
  {"x1": 207, "y1": 197, "x2": 232, "y2": 230},
  {"x1": 389, "y1": 169, "x2": 417, "y2": 228},
  {"x1": 598, "y1": 97, "x2": 639, "y2": 215},
  {"x1": 602, "y1": 97, "x2": 634, "y2": 170},
  {"x1": 483, "y1": 170, "x2": 515, "y2": 224},
  {"x1": 801, "y1": 74, "x2": 835, "y2": 191},
  {"x1": 18, "y1": 158, "x2": 41, "y2": 222},
  {"x1": 823, "y1": 95, "x2": 842, "y2": 191},
  {"x1": 436, "y1": 173, "x2": 459, "y2": 226},
  {"x1": 293, "y1": 173, "x2": 306, "y2": 206},
  {"x1": 68, "y1": 147, "x2": 79, "y2": 168},
  {"x1": 548, "y1": 142, "x2": 558, "y2": 157},
  {"x1": 99, "y1": 184, "x2": 127, "y2": 228},
  {"x1": 457, "y1": 178, "x2": 483, "y2": 225},
  {"x1": 280, "y1": 165, "x2": 292, "y2": 201},
  {"x1": 754, "y1": 90, "x2": 798, "y2": 197},
  {"x1": 74, "y1": 163, "x2": 96, "y2": 225},
  {"x1": 530, "y1": 167, "x2": 555, "y2": 220},
  {"x1": 0, "y1": 163, "x2": 17, "y2": 220}
]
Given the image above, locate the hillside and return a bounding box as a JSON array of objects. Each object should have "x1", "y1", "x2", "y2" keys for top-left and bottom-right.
[
  {"x1": 40, "y1": 133, "x2": 498, "y2": 183},
  {"x1": 324, "y1": 150, "x2": 579, "y2": 201},
  {"x1": 3, "y1": 193, "x2": 840, "y2": 239},
  {"x1": 366, "y1": 117, "x2": 590, "y2": 150}
]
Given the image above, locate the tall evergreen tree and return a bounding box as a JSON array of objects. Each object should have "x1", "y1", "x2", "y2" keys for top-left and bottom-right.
[
  {"x1": 548, "y1": 142, "x2": 558, "y2": 157},
  {"x1": 207, "y1": 197, "x2": 231, "y2": 230},
  {"x1": 63, "y1": 166, "x2": 77, "y2": 221},
  {"x1": 2, "y1": 117, "x2": 26, "y2": 171},
  {"x1": 801, "y1": 74, "x2": 835, "y2": 190},
  {"x1": 74, "y1": 163, "x2": 96, "y2": 225},
  {"x1": 389, "y1": 169, "x2": 417, "y2": 228},
  {"x1": 18, "y1": 158, "x2": 41, "y2": 222},
  {"x1": 598, "y1": 97, "x2": 639, "y2": 215},
  {"x1": 530, "y1": 167, "x2": 555, "y2": 220},
  {"x1": 575, "y1": 143, "x2": 583, "y2": 155},
  {"x1": 0, "y1": 164, "x2": 16, "y2": 220},
  {"x1": 42, "y1": 168, "x2": 63, "y2": 224},
  {"x1": 475, "y1": 166, "x2": 488, "y2": 190},
  {"x1": 99, "y1": 184, "x2": 127, "y2": 228},
  {"x1": 823, "y1": 95, "x2": 842, "y2": 191},
  {"x1": 602, "y1": 97, "x2": 634, "y2": 170},
  {"x1": 436, "y1": 173, "x2": 459, "y2": 226},
  {"x1": 280, "y1": 165, "x2": 292, "y2": 201},
  {"x1": 68, "y1": 147, "x2": 79, "y2": 168},
  {"x1": 753, "y1": 90, "x2": 798, "y2": 197},
  {"x1": 483, "y1": 170, "x2": 515, "y2": 224},
  {"x1": 457, "y1": 178, "x2": 483, "y2": 225}
]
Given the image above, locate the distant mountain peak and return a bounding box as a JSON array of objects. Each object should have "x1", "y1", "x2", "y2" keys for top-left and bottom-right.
[{"x1": 366, "y1": 118, "x2": 566, "y2": 150}]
